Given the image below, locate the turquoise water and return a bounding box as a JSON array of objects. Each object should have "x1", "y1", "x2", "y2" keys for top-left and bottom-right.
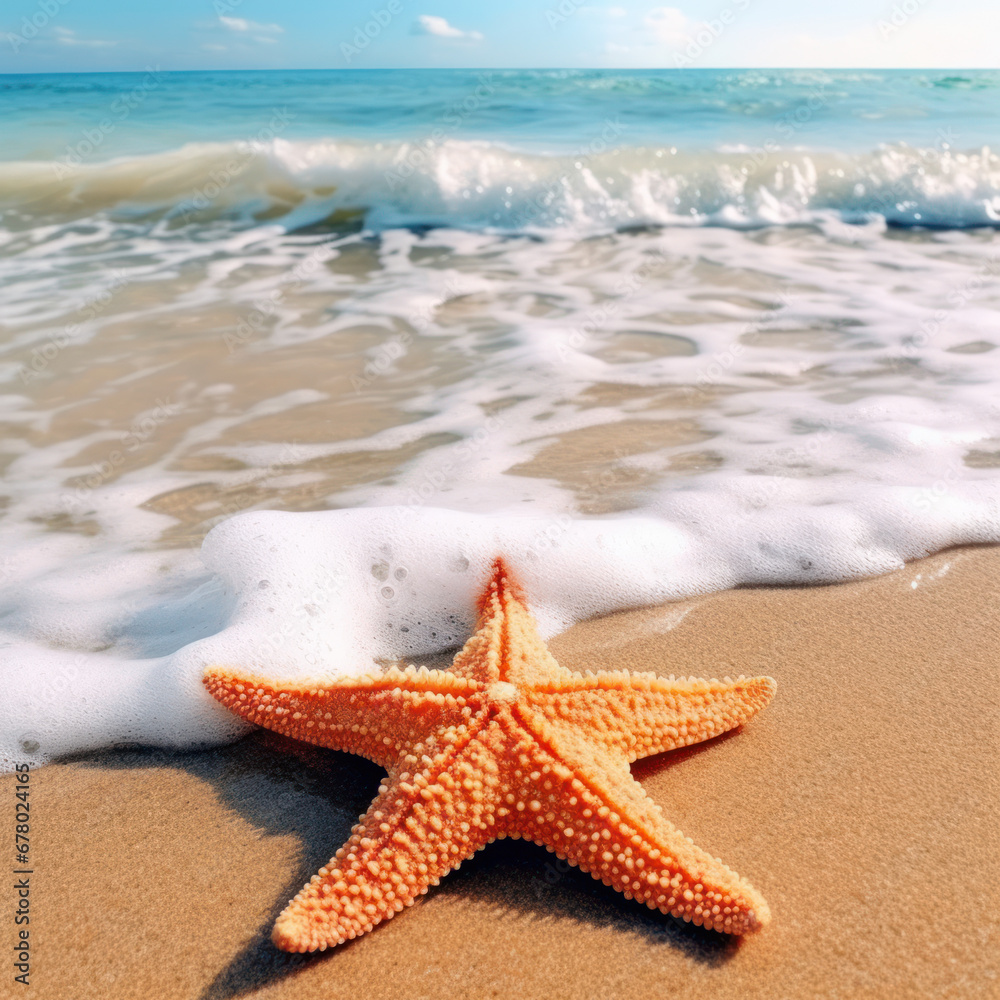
[
  {"x1": 3, "y1": 68, "x2": 1000, "y2": 231},
  {"x1": 4, "y1": 69, "x2": 1000, "y2": 162}
]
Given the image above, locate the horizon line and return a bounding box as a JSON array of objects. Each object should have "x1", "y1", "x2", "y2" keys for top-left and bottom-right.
[{"x1": 1, "y1": 65, "x2": 994, "y2": 76}]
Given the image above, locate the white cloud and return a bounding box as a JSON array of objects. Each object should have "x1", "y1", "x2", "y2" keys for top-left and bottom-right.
[
  {"x1": 53, "y1": 26, "x2": 116, "y2": 48},
  {"x1": 607, "y1": 6, "x2": 628, "y2": 17},
  {"x1": 415, "y1": 15, "x2": 483, "y2": 41},
  {"x1": 201, "y1": 43, "x2": 228, "y2": 52},
  {"x1": 218, "y1": 16, "x2": 283, "y2": 35},
  {"x1": 643, "y1": 7, "x2": 693, "y2": 48}
]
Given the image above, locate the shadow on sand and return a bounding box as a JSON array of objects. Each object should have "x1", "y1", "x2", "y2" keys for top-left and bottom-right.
[{"x1": 69, "y1": 728, "x2": 746, "y2": 998}]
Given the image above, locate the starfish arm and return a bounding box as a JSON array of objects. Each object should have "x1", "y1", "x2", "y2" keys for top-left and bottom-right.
[
  {"x1": 450, "y1": 558, "x2": 579, "y2": 688},
  {"x1": 271, "y1": 730, "x2": 501, "y2": 952},
  {"x1": 527, "y1": 673, "x2": 776, "y2": 761},
  {"x1": 510, "y1": 741, "x2": 770, "y2": 934},
  {"x1": 203, "y1": 665, "x2": 480, "y2": 768}
]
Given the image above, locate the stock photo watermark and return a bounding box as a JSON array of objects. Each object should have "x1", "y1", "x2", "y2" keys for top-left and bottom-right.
[
  {"x1": 901, "y1": 253, "x2": 1000, "y2": 358},
  {"x1": 61, "y1": 397, "x2": 182, "y2": 512},
  {"x1": 672, "y1": 0, "x2": 753, "y2": 68},
  {"x1": 341, "y1": 0, "x2": 404, "y2": 63},
  {"x1": 53, "y1": 67, "x2": 164, "y2": 177},
  {"x1": 351, "y1": 330, "x2": 413, "y2": 392},
  {"x1": 877, "y1": 0, "x2": 932, "y2": 39},
  {"x1": 19, "y1": 270, "x2": 131, "y2": 385},
  {"x1": 551, "y1": 248, "x2": 668, "y2": 367},
  {"x1": 509, "y1": 116, "x2": 627, "y2": 229},
  {"x1": 180, "y1": 107, "x2": 296, "y2": 221},
  {"x1": 402, "y1": 412, "x2": 507, "y2": 511},
  {"x1": 12, "y1": 761, "x2": 33, "y2": 985},
  {"x1": 256, "y1": 563, "x2": 349, "y2": 663},
  {"x1": 863, "y1": 126, "x2": 958, "y2": 224},
  {"x1": 736, "y1": 86, "x2": 829, "y2": 178},
  {"x1": 383, "y1": 72, "x2": 496, "y2": 190},
  {"x1": 224, "y1": 243, "x2": 335, "y2": 353},
  {"x1": 692, "y1": 288, "x2": 792, "y2": 394},
  {"x1": 211, "y1": 440, "x2": 311, "y2": 522},
  {"x1": 5, "y1": 0, "x2": 72, "y2": 53}
]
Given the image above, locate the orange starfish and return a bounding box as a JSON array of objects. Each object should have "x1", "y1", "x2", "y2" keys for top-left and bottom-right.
[{"x1": 204, "y1": 558, "x2": 776, "y2": 952}]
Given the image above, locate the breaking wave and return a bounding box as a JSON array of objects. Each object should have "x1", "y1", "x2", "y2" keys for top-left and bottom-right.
[{"x1": 3, "y1": 137, "x2": 1000, "y2": 233}]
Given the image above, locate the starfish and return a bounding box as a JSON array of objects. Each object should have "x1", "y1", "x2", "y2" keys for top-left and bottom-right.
[{"x1": 204, "y1": 558, "x2": 776, "y2": 952}]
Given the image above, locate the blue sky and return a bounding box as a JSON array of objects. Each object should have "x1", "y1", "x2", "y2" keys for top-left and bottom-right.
[{"x1": 1, "y1": 1, "x2": 997, "y2": 73}]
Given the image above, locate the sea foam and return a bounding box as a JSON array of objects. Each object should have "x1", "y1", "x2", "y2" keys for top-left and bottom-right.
[
  {"x1": 3, "y1": 138, "x2": 1000, "y2": 232},
  {"x1": 3, "y1": 493, "x2": 999, "y2": 771}
]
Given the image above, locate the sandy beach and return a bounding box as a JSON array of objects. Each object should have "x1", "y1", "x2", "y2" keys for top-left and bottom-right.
[{"x1": 6, "y1": 543, "x2": 997, "y2": 1000}]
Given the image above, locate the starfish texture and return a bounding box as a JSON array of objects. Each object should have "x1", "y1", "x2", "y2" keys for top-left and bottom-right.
[{"x1": 204, "y1": 559, "x2": 776, "y2": 952}]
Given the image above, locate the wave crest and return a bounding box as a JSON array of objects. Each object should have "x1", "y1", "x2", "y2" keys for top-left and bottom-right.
[{"x1": 2, "y1": 137, "x2": 999, "y2": 232}]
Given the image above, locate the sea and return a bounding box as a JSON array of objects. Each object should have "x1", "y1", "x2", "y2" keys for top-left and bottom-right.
[{"x1": 1, "y1": 68, "x2": 999, "y2": 764}]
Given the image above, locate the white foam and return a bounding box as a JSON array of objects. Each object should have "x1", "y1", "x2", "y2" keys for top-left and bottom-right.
[
  {"x1": 3, "y1": 138, "x2": 1000, "y2": 232},
  {"x1": 3, "y1": 489, "x2": 999, "y2": 770}
]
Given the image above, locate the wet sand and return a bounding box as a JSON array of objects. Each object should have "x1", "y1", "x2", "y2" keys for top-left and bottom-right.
[{"x1": 5, "y1": 544, "x2": 999, "y2": 1000}]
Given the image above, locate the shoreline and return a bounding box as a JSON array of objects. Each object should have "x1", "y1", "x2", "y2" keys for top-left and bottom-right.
[{"x1": 4, "y1": 543, "x2": 998, "y2": 999}]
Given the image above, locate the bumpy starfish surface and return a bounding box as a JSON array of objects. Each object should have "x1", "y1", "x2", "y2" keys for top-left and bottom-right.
[{"x1": 204, "y1": 559, "x2": 776, "y2": 952}]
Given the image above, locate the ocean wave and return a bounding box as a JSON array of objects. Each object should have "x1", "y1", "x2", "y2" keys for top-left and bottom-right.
[{"x1": 2, "y1": 138, "x2": 1000, "y2": 233}]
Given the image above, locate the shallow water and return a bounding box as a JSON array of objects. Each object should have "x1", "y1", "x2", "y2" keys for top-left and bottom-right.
[{"x1": 1, "y1": 69, "x2": 999, "y2": 765}]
